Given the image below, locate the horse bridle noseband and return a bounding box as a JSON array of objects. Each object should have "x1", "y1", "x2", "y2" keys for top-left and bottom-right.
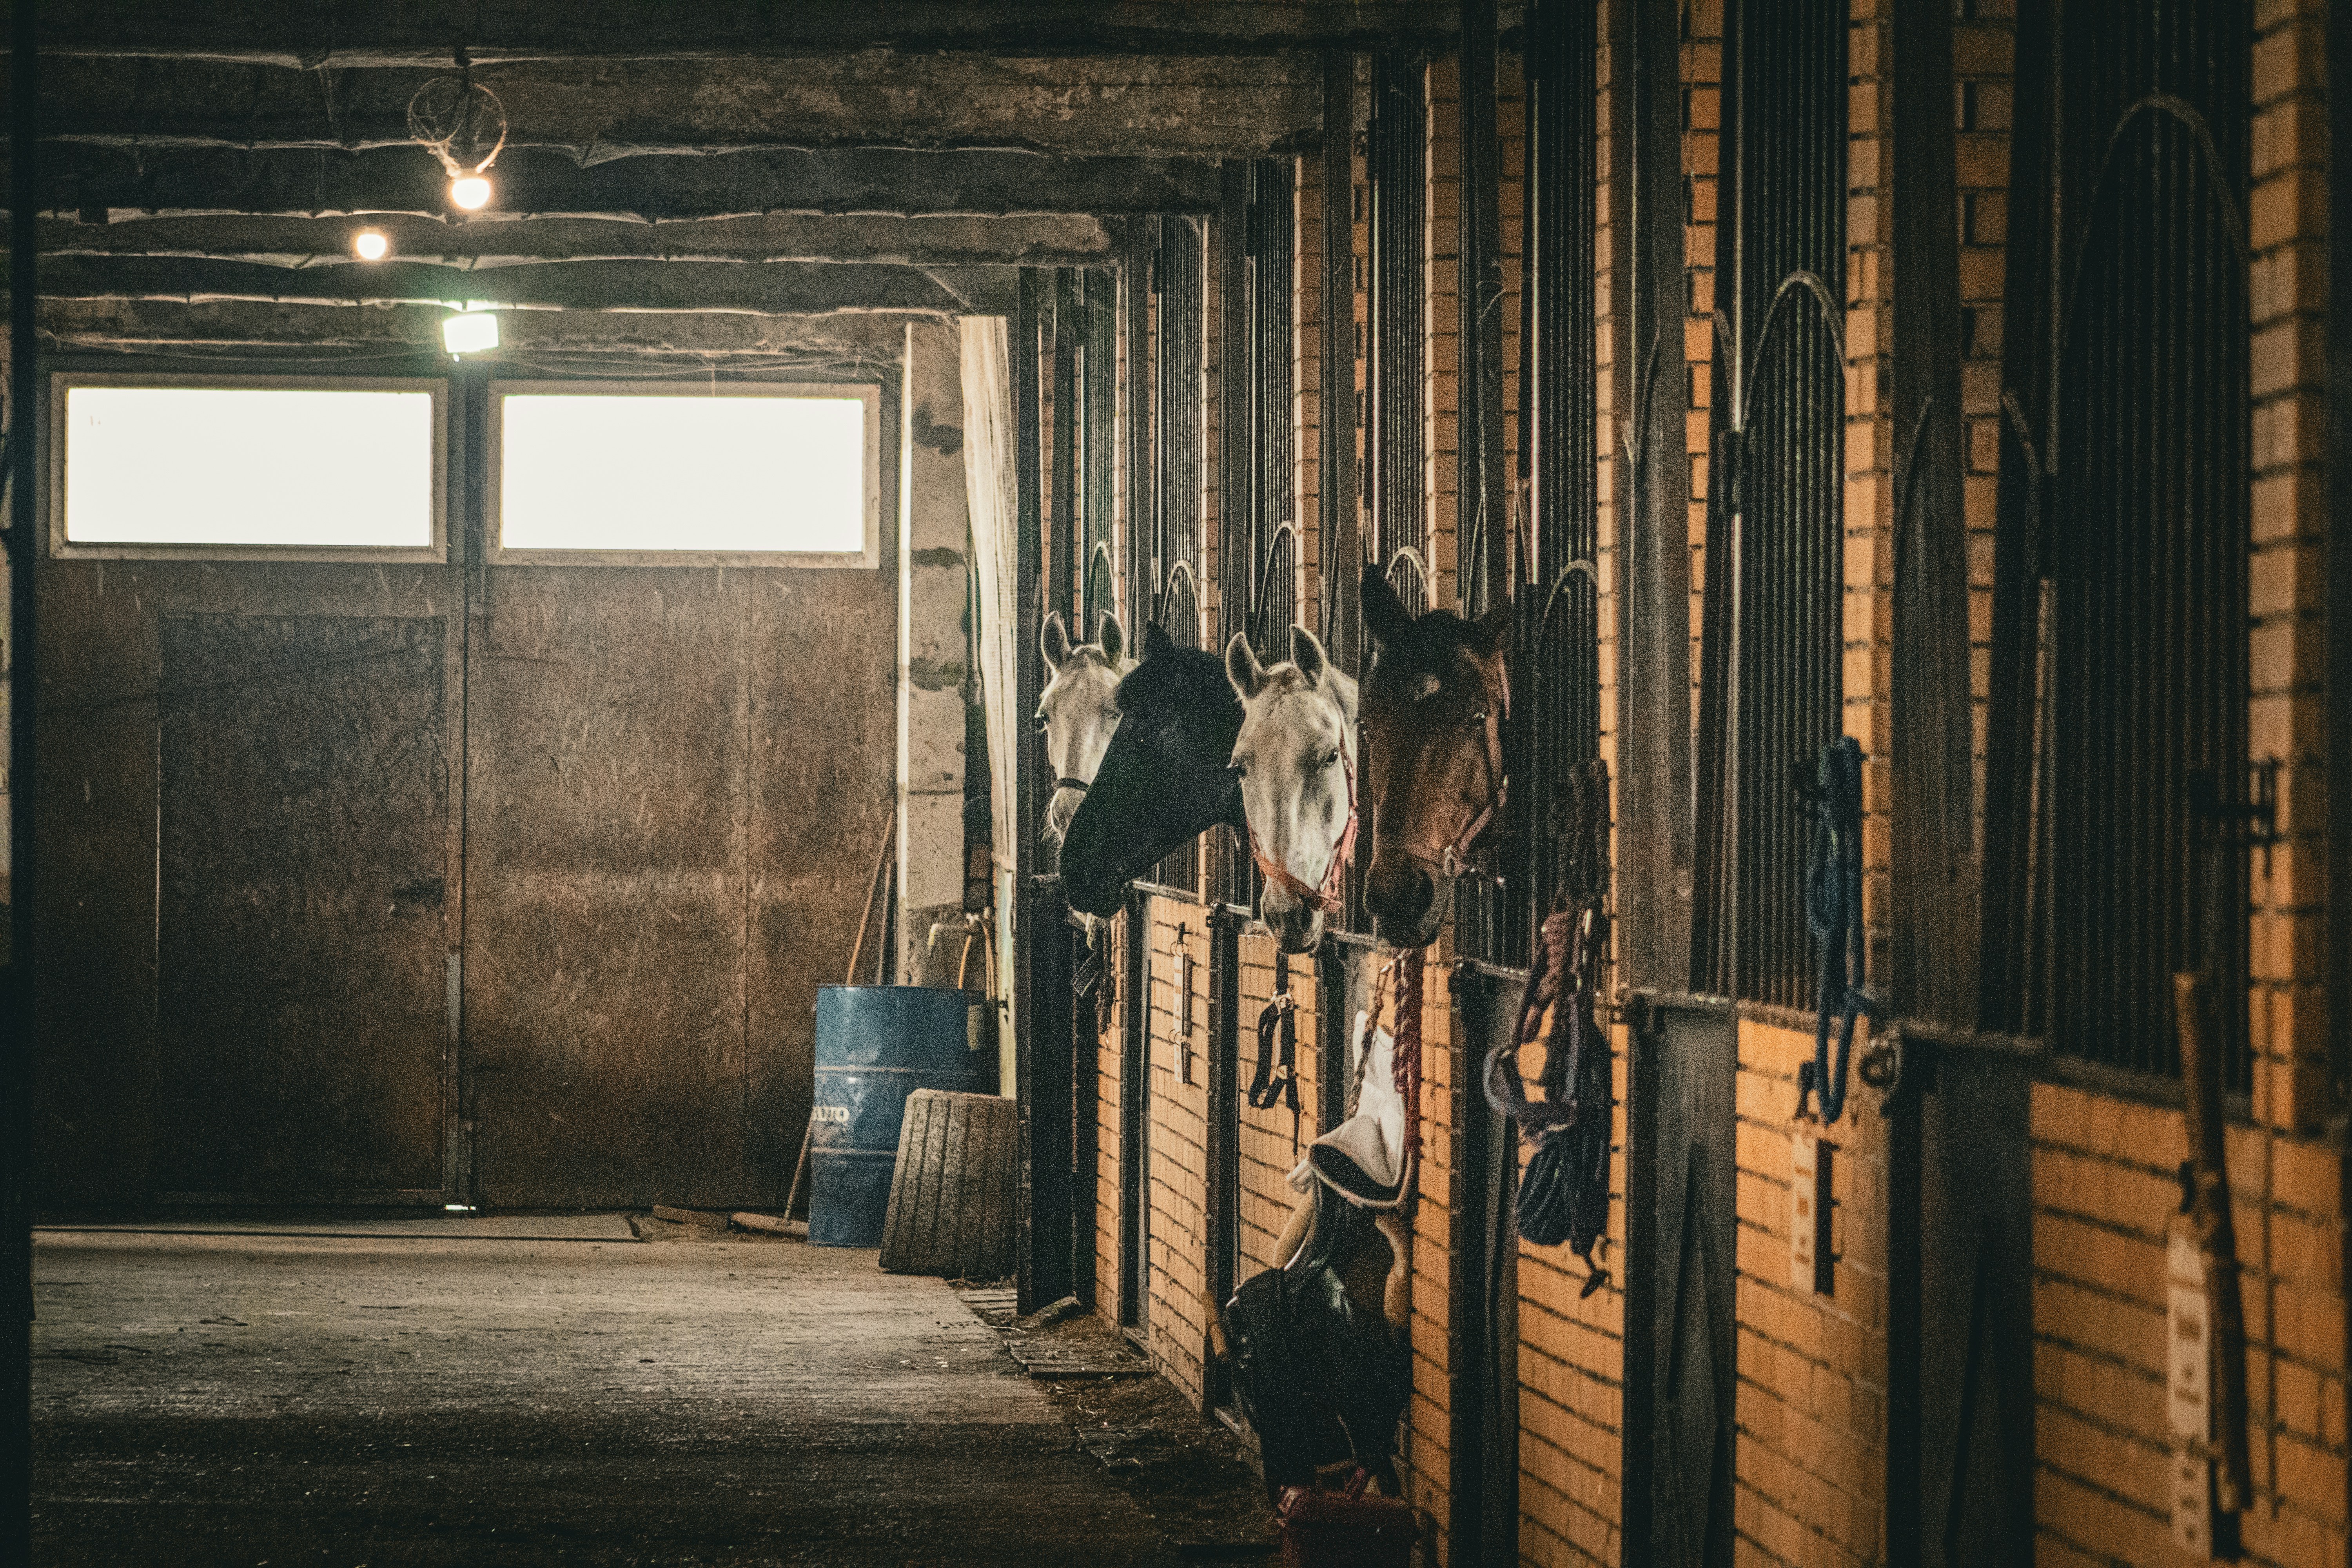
[
  {"x1": 1397, "y1": 664, "x2": 1510, "y2": 879},
  {"x1": 1054, "y1": 777, "x2": 1090, "y2": 794},
  {"x1": 1248, "y1": 750, "x2": 1359, "y2": 916}
]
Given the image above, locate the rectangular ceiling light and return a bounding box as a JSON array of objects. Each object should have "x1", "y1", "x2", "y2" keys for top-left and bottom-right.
[
  {"x1": 61, "y1": 381, "x2": 440, "y2": 550},
  {"x1": 495, "y1": 387, "x2": 874, "y2": 560}
]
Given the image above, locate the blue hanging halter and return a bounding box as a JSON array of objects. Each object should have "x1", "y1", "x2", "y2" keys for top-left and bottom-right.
[{"x1": 1795, "y1": 737, "x2": 1876, "y2": 1125}]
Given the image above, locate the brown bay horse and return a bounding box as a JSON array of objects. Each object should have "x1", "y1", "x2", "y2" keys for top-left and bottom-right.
[{"x1": 1358, "y1": 563, "x2": 1512, "y2": 948}]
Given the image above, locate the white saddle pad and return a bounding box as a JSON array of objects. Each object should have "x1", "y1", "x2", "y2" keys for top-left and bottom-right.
[{"x1": 1289, "y1": 1008, "x2": 1412, "y2": 1210}]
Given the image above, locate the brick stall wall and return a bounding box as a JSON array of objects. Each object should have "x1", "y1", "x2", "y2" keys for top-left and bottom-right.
[
  {"x1": 1095, "y1": 907, "x2": 1127, "y2": 1321},
  {"x1": 1142, "y1": 897, "x2": 1216, "y2": 1408},
  {"x1": 1235, "y1": 933, "x2": 1326, "y2": 1279},
  {"x1": 2028, "y1": 4, "x2": 2347, "y2": 1565},
  {"x1": 1722, "y1": 4, "x2": 1899, "y2": 1560},
  {"x1": 1513, "y1": 6, "x2": 1633, "y2": 1564}
]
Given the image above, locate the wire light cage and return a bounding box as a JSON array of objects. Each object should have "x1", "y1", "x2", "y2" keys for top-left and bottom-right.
[
  {"x1": 1691, "y1": 0, "x2": 1847, "y2": 1007},
  {"x1": 2000, "y1": 0, "x2": 2252, "y2": 1089}
]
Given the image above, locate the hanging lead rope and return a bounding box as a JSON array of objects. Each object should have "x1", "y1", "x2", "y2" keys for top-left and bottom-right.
[
  {"x1": 1483, "y1": 757, "x2": 1613, "y2": 1295},
  {"x1": 1795, "y1": 737, "x2": 1876, "y2": 1125},
  {"x1": 1248, "y1": 991, "x2": 1301, "y2": 1150},
  {"x1": 1391, "y1": 947, "x2": 1425, "y2": 1175}
]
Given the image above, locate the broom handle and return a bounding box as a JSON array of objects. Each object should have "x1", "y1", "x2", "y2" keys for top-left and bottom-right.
[
  {"x1": 844, "y1": 815, "x2": 898, "y2": 988},
  {"x1": 2175, "y1": 969, "x2": 2254, "y2": 1512}
]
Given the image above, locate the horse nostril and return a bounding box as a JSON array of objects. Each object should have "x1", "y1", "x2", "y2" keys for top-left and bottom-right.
[{"x1": 1367, "y1": 861, "x2": 1434, "y2": 924}]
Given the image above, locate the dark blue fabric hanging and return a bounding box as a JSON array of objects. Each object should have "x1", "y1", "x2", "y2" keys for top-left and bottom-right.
[
  {"x1": 1795, "y1": 736, "x2": 1876, "y2": 1124},
  {"x1": 1482, "y1": 758, "x2": 1612, "y2": 1294}
]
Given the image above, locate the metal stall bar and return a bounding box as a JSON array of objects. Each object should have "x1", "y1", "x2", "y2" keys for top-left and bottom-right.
[
  {"x1": 2334, "y1": 0, "x2": 2352, "y2": 1113},
  {"x1": 2038, "y1": 1, "x2": 2249, "y2": 1086},
  {"x1": 1082, "y1": 269, "x2": 1120, "y2": 637},
  {"x1": 1215, "y1": 162, "x2": 1254, "y2": 909},
  {"x1": 1369, "y1": 52, "x2": 1428, "y2": 597},
  {"x1": 1321, "y1": 51, "x2": 1363, "y2": 678},
  {"x1": 1447, "y1": 4, "x2": 1518, "y2": 1563},
  {"x1": 1613, "y1": 0, "x2": 1697, "y2": 1541},
  {"x1": 1016, "y1": 269, "x2": 1077, "y2": 1314},
  {"x1": 4, "y1": 0, "x2": 38, "y2": 1546},
  {"x1": 1052, "y1": 269, "x2": 1080, "y2": 624}
]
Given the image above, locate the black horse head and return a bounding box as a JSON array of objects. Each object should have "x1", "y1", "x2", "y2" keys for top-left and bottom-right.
[{"x1": 1058, "y1": 620, "x2": 1245, "y2": 916}]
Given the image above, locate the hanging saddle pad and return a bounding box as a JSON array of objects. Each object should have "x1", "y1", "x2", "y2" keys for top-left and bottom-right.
[{"x1": 1289, "y1": 1009, "x2": 1410, "y2": 1210}]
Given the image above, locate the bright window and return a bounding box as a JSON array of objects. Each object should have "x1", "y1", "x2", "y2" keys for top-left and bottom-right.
[
  {"x1": 58, "y1": 379, "x2": 442, "y2": 553},
  {"x1": 493, "y1": 384, "x2": 877, "y2": 562}
]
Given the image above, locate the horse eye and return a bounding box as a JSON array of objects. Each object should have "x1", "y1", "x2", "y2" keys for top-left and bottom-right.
[
  {"x1": 1229, "y1": 760, "x2": 1247, "y2": 779},
  {"x1": 1033, "y1": 714, "x2": 1050, "y2": 732},
  {"x1": 1466, "y1": 709, "x2": 1488, "y2": 728},
  {"x1": 1324, "y1": 750, "x2": 1342, "y2": 769}
]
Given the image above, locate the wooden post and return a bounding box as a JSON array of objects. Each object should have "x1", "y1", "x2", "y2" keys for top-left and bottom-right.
[{"x1": 2174, "y1": 970, "x2": 2254, "y2": 1515}]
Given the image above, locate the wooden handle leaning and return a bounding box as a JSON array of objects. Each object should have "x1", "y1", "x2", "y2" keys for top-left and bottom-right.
[{"x1": 2174, "y1": 969, "x2": 2254, "y2": 1514}]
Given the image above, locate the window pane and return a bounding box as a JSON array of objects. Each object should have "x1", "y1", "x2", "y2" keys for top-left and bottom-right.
[
  {"x1": 64, "y1": 385, "x2": 437, "y2": 548},
  {"x1": 498, "y1": 393, "x2": 867, "y2": 554}
]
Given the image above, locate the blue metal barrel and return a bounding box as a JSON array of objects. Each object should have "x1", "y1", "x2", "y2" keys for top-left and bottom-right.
[{"x1": 809, "y1": 985, "x2": 992, "y2": 1247}]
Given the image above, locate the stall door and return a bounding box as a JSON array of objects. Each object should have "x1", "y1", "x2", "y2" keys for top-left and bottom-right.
[
  {"x1": 157, "y1": 614, "x2": 452, "y2": 1202},
  {"x1": 1646, "y1": 1002, "x2": 1737, "y2": 1568},
  {"x1": 1915, "y1": 1047, "x2": 2033, "y2": 1565}
]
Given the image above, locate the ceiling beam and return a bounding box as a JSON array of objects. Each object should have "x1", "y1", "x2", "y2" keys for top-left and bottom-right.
[
  {"x1": 33, "y1": 254, "x2": 1022, "y2": 315},
  {"x1": 36, "y1": 144, "x2": 1222, "y2": 220},
  {"x1": 40, "y1": 213, "x2": 1120, "y2": 269},
  {"x1": 41, "y1": 296, "x2": 925, "y2": 360},
  {"x1": 39, "y1": 55, "x2": 1322, "y2": 162},
  {"x1": 39, "y1": 3, "x2": 1465, "y2": 64}
]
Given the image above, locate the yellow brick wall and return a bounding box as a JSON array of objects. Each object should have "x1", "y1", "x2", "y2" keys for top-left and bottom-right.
[
  {"x1": 1235, "y1": 932, "x2": 1325, "y2": 1279},
  {"x1": 1094, "y1": 911, "x2": 1125, "y2": 1319},
  {"x1": 2030, "y1": 11, "x2": 2346, "y2": 1565},
  {"x1": 1515, "y1": 7, "x2": 1633, "y2": 1564},
  {"x1": 1142, "y1": 898, "x2": 1215, "y2": 1406}
]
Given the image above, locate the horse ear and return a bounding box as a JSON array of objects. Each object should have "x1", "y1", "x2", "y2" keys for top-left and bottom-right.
[
  {"x1": 1472, "y1": 601, "x2": 1512, "y2": 657},
  {"x1": 1096, "y1": 612, "x2": 1125, "y2": 666},
  {"x1": 1225, "y1": 631, "x2": 1268, "y2": 701},
  {"x1": 1141, "y1": 619, "x2": 1174, "y2": 662},
  {"x1": 1289, "y1": 625, "x2": 1330, "y2": 688},
  {"x1": 1361, "y1": 564, "x2": 1412, "y2": 651},
  {"x1": 1041, "y1": 610, "x2": 1072, "y2": 671}
]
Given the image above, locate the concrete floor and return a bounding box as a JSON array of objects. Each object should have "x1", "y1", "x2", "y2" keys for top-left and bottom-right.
[{"x1": 31, "y1": 1221, "x2": 1201, "y2": 1566}]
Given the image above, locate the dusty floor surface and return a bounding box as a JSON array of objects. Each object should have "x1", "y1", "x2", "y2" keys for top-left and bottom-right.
[{"x1": 31, "y1": 1218, "x2": 1269, "y2": 1566}]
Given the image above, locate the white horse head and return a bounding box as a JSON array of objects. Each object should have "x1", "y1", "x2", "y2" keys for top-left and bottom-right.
[
  {"x1": 1226, "y1": 625, "x2": 1359, "y2": 954},
  {"x1": 1038, "y1": 609, "x2": 1132, "y2": 855}
]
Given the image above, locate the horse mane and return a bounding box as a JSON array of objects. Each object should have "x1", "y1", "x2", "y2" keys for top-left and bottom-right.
[
  {"x1": 1369, "y1": 605, "x2": 1494, "y2": 679},
  {"x1": 1116, "y1": 639, "x2": 1234, "y2": 718}
]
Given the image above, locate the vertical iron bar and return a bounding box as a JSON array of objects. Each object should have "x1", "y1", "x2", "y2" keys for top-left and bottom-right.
[
  {"x1": 1323, "y1": 51, "x2": 1362, "y2": 675},
  {"x1": 1052, "y1": 269, "x2": 1079, "y2": 624},
  {"x1": 4, "y1": 0, "x2": 37, "y2": 1547}
]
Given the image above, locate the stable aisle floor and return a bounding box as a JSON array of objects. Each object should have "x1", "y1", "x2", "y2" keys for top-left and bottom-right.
[{"x1": 31, "y1": 1220, "x2": 1185, "y2": 1566}]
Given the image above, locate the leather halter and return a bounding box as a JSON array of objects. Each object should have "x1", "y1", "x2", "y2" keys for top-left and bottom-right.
[
  {"x1": 1249, "y1": 751, "x2": 1359, "y2": 916},
  {"x1": 1054, "y1": 777, "x2": 1091, "y2": 793},
  {"x1": 1396, "y1": 661, "x2": 1510, "y2": 878}
]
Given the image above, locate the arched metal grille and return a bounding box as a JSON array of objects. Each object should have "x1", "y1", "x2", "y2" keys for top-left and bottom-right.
[
  {"x1": 2004, "y1": 0, "x2": 2250, "y2": 1086},
  {"x1": 1244, "y1": 160, "x2": 1298, "y2": 658},
  {"x1": 1077, "y1": 268, "x2": 1119, "y2": 637},
  {"x1": 1524, "y1": 0, "x2": 1602, "y2": 928},
  {"x1": 1368, "y1": 54, "x2": 1427, "y2": 577},
  {"x1": 1148, "y1": 216, "x2": 1208, "y2": 891},
  {"x1": 1385, "y1": 548, "x2": 1429, "y2": 616},
  {"x1": 1692, "y1": 0, "x2": 1846, "y2": 1006},
  {"x1": 1154, "y1": 218, "x2": 1207, "y2": 650}
]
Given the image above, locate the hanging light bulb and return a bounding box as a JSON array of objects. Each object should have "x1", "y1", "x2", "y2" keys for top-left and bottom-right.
[
  {"x1": 448, "y1": 175, "x2": 493, "y2": 212},
  {"x1": 352, "y1": 229, "x2": 390, "y2": 261},
  {"x1": 442, "y1": 303, "x2": 500, "y2": 357}
]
